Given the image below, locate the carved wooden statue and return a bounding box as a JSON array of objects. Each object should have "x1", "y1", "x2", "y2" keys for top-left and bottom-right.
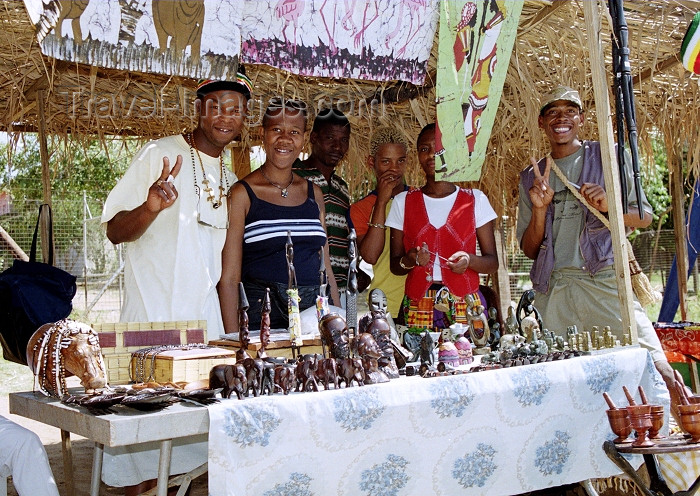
[
  {"x1": 237, "y1": 281, "x2": 252, "y2": 361},
  {"x1": 259, "y1": 287, "x2": 271, "y2": 359},
  {"x1": 360, "y1": 289, "x2": 399, "y2": 379},
  {"x1": 319, "y1": 313, "x2": 351, "y2": 359},
  {"x1": 357, "y1": 332, "x2": 388, "y2": 384}
]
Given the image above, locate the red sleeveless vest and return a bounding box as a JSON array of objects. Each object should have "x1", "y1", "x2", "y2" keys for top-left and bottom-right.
[{"x1": 403, "y1": 188, "x2": 479, "y2": 302}]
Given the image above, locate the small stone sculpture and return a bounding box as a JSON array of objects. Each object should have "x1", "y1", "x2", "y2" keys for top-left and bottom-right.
[
  {"x1": 419, "y1": 331, "x2": 435, "y2": 366},
  {"x1": 516, "y1": 289, "x2": 543, "y2": 333},
  {"x1": 466, "y1": 294, "x2": 491, "y2": 355}
]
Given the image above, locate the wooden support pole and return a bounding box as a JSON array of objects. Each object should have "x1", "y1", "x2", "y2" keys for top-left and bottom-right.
[
  {"x1": 37, "y1": 91, "x2": 53, "y2": 264},
  {"x1": 493, "y1": 225, "x2": 512, "y2": 317},
  {"x1": 670, "y1": 155, "x2": 688, "y2": 320},
  {"x1": 583, "y1": 0, "x2": 637, "y2": 342},
  {"x1": 232, "y1": 144, "x2": 251, "y2": 179}
]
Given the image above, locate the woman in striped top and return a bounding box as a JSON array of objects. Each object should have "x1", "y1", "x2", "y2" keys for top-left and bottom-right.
[{"x1": 218, "y1": 99, "x2": 339, "y2": 333}]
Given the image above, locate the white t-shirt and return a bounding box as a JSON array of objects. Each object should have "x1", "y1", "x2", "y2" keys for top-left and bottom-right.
[
  {"x1": 386, "y1": 188, "x2": 497, "y2": 281},
  {"x1": 101, "y1": 134, "x2": 237, "y2": 337}
]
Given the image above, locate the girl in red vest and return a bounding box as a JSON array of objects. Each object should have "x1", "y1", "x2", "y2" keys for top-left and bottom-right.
[{"x1": 386, "y1": 123, "x2": 498, "y2": 332}]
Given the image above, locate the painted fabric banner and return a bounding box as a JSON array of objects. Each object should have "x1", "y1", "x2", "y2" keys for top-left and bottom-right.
[
  {"x1": 23, "y1": 0, "x2": 439, "y2": 85},
  {"x1": 23, "y1": 0, "x2": 244, "y2": 81},
  {"x1": 435, "y1": 0, "x2": 522, "y2": 182},
  {"x1": 240, "y1": 0, "x2": 438, "y2": 85}
]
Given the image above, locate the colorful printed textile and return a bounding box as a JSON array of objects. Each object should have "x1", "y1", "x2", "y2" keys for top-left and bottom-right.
[
  {"x1": 24, "y1": 0, "x2": 438, "y2": 84},
  {"x1": 293, "y1": 160, "x2": 350, "y2": 289},
  {"x1": 435, "y1": 0, "x2": 523, "y2": 181},
  {"x1": 654, "y1": 321, "x2": 700, "y2": 363},
  {"x1": 208, "y1": 348, "x2": 667, "y2": 495}
]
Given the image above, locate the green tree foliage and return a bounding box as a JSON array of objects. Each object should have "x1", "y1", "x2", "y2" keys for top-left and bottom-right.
[{"x1": 0, "y1": 135, "x2": 135, "y2": 272}]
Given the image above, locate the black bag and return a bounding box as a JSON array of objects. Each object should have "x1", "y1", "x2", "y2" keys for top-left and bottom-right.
[{"x1": 0, "y1": 204, "x2": 76, "y2": 364}]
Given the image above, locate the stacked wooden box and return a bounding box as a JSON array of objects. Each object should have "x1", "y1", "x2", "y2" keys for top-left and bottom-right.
[{"x1": 93, "y1": 321, "x2": 234, "y2": 385}]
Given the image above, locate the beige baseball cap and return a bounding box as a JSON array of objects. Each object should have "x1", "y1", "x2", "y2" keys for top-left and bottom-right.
[{"x1": 539, "y1": 85, "x2": 583, "y2": 113}]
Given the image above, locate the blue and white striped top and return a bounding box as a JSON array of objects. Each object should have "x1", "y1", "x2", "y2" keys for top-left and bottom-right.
[{"x1": 240, "y1": 180, "x2": 327, "y2": 285}]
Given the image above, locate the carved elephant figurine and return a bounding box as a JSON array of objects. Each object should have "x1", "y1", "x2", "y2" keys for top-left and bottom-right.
[
  {"x1": 260, "y1": 361, "x2": 276, "y2": 396},
  {"x1": 241, "y1": 357, "x2": 264, "y2": 397},
  {"x1": 209, "y1": 363, "x2": 247, "y2": 400},
  {"x1": 274, "y1": 364, "x2": 295, "y2": 395},
  {"x1": 295, "y1": 354, "x2": 319, "y2": 392},
  {"x1": 315, "y1": 357, "x2": 339, "y2": 390},
  {"x1": 337, "y1": 357, "x2": 365, "y2": 387}
]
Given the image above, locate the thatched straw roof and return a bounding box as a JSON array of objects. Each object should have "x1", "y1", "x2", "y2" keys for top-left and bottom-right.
[{"x1": 1, "y1": 0, "x2": 699, "y2": 220}]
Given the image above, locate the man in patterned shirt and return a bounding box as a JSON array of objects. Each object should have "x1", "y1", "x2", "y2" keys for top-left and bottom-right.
[{"x1": 294, "y1": 108, "x2": 351, "y2": 297}]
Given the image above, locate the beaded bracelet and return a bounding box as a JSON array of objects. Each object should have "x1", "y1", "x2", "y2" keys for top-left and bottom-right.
[{"x1": 367, "y1": 222, "x2": 386, "y2": 229}]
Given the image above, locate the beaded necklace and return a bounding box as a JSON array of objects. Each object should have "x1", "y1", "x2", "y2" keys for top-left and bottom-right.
[
  {"x1": 185, "y1": 133, "x2": 228, "y2": 209},
  {"x1": 130, "y1": 343, "x2": 213, "y2": 383}
]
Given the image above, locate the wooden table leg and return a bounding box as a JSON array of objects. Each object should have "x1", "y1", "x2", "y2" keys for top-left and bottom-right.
[
  {"x1": 643, "y1": 453, "x2": 673, "y2": 496},
  {"x1": 91, "y1": 442, "x2": 104, "y2": 496},
  {"x1": 602, "y1": 441, "x2": 658, "y2": 496},
  {"x1": 60, "y1": 429, "x2": 75, "y2": 496},
  {"x1": 156, "y1": 439, "x2": 173, "y2": 496}
]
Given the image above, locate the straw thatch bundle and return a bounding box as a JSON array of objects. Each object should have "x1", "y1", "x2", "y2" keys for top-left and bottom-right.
[{"x1": 1, "y1": 0, "x2": 699, "y2": 222}]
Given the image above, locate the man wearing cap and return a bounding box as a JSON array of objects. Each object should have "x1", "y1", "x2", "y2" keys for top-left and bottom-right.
[
  {"x1": 103, "y1": 69, "x2": 252, "y2": 337},
  {"x1": 517, "y1": 85, "x2": 682, "y2": 416},
  {"x1": 101, "y1": 69, "x2": 251, "y2": 495},
  {"x1": 293, "y1": 108, "x2": 351, "y2": 299}
]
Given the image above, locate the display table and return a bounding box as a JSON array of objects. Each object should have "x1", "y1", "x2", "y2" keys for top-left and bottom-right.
[
  {"x1": 208, "y1": 347, "x2": 668, "y2": 495},
  {"x1": 9, "y1": 391, "x2": 209, "y2": 496}
]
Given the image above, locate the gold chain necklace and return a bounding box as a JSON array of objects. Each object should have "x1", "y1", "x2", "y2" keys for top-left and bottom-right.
[
  {"x1": 260, "y1": 165, "x2": 294, "y2": 198},
  {"x1": 186, "y1": 133, "x2": 228, "y2": 209}
]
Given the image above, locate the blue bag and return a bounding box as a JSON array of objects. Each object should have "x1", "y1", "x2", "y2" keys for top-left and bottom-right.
[{"x1": 0, "y1": 204, "x2": 76, "y2": 364}]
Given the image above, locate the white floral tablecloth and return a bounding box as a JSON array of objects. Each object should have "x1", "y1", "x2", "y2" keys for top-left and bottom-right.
[{"x1": 208, "y1": 348, "x2": 668, "y2": 496}]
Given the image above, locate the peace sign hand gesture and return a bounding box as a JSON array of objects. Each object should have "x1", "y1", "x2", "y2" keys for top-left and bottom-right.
[
  {"x1": 528, "y1": 156, "x2": 554, "y2": 209},
  {"x1": 146, "y1": 155, "x2": 182, "y2": 213}
]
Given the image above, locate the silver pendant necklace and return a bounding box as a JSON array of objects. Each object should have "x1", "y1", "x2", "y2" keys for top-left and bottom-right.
[{"x1": 260, "y1": 166, "x2": 294, "y2": 198}]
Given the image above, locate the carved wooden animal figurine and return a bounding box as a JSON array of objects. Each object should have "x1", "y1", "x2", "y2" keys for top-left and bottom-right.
[
  {"x1": 295, "y1": 354, "x2": 319, "y2": 392},
  {"x1": 260, "y1": 361, "x2": 276, "y2": 396},
  {"x1": 27, "y1": 319, "x2": 107, "y2": 397},
  {"x1": 274, "y1": 364, "x2": 295, "y2": 395},
  {"x1": 315, "y1": 357, "x2": 339, "y2": 390},
  {"x1": 337, "y1": 357, "x2": 365, "y2": 387},
  {"x1": 209, "y1": 363, "x2": 247, "y2": 400},
  {"x1": 319, "y1": 313, "x2": 351, "y2": 359},
  {"x1": 241, "y1": 357, "x2": 264, "y2": 397}
]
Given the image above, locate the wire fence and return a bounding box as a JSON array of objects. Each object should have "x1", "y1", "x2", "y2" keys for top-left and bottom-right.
[{"x1": 0, "y1": 196, "x2": 695, "y2": 325}]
